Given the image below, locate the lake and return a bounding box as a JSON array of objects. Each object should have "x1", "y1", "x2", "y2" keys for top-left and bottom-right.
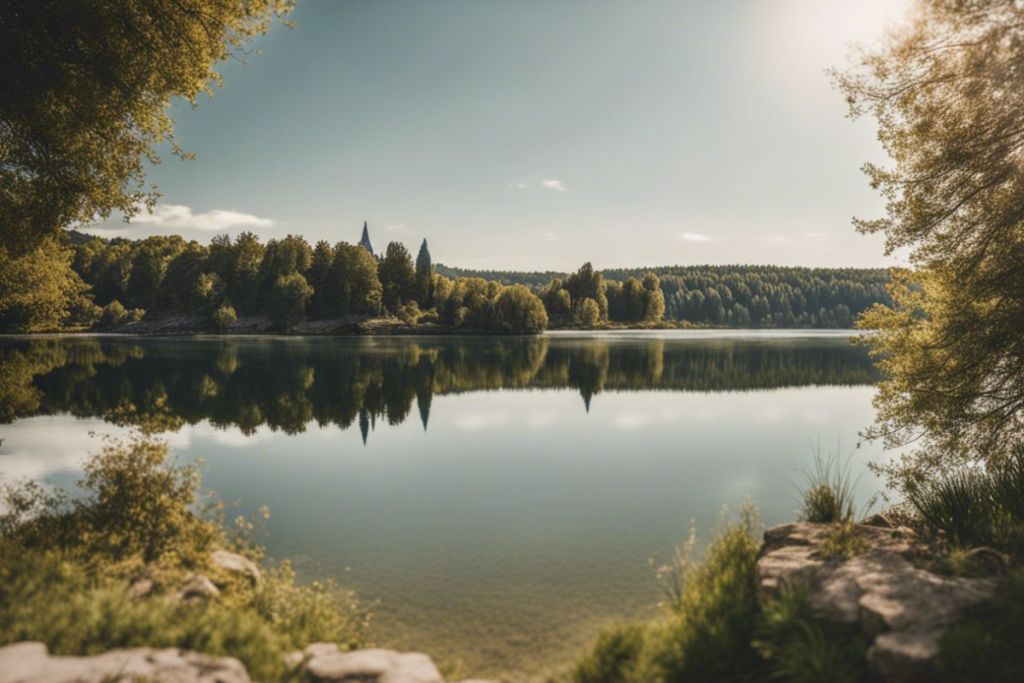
[{"x1": 0, "y1": 331, "x2": 885, "y2": 679}]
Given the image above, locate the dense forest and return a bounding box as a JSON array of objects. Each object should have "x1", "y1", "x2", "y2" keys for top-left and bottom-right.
[
  {"x1": 0, "y1": 226, "x2": 548, "y2": 334},
  {"x1": 438, "y1": 263, "x2": 892, "y2": 328},
  {"x1": 0, "y1": 225, "x2": 891, "y2": 334}
]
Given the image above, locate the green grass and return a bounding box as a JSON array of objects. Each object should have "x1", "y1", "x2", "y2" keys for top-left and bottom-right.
[
  {"x1": 797, "y1": 441, "x2": 866, "y2": 524},
  {"x1": 754, "y1": 586, "x2": 868, "y2": 683},
  {"x1": 0, "y1": 436, "x2": 368, "y2": 682},
  {"x1": 907, "y1": 447, "x2": 1024, "y2": 557},
  {"x1": 570, "y1": 505, "x2": 879, "y2": 683},
  {"x1": 819, "y1": 521, "x2": 869, "y2": 561},
  {"x1": 572, "y1": 507, "x2": 764, "y2": 682}
]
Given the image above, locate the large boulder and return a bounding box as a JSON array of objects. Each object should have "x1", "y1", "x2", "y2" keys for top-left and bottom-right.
[
  {"x1": 0, "y1": 642, "x2": 251, "y2": 683},
  {"x1": 302, "y1": 643, "x2": 444, "y2": 683},
  {"x1": 756, "y1": 522, "x2": 997, "y2": 682}
]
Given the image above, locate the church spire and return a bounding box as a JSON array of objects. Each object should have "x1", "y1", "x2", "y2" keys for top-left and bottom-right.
[{"x1": 358, "y1": 221, "x2": 374, "y2": 255}]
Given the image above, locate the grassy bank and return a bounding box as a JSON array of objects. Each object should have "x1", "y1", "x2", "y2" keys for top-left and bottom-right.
[
  {"x1": 570, "y1": 451, "x2": 1024, "y2": 683},
  {"x1": 0, "y1": 436, "x2": 369, "y2": 682}
]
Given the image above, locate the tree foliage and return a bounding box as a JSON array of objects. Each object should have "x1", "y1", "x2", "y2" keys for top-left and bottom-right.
[
  {"x1": 838, "y1": 0, "x2": 1024, "y2": 489},
  {"x1": 444, "y1": 263, "x2": 890, "y2": 328},
  {"x1": 0, "y1": 240, "x2": 96, "y2": 332},
  {"x1": 0, "y1": 0, "x2": 293, "y2": 254}
]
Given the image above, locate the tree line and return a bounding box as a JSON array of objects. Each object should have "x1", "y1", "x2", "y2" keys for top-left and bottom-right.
[
  {"x1": 0, "y1": 231, "x2": 549, "y2": 334},
  {"x1": 439, "y1": 263, "x2": 892, "y2": 328}
]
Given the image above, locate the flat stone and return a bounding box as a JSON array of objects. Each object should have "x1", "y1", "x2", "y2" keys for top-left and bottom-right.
[
  {"x1": 305, "y1": 647, "x2": 443, "y2": 683},
  {"x1": 129, "y1": 577, "x2": 154, "y2": 599},
  {"x1": 211, "y1": 550, "x2": 262, "y2": 585},
  {"x1": 756, "y1": 522, "x2": 996, "y2": 682},
  {"x1": 0, "y1": 642, "x2": 251, "y2": 683}
]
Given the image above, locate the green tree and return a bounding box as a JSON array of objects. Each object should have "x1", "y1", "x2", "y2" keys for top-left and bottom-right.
[
  {"x1": 0, "y1": 0, "x2": 293, "y2": 254},
  {"x1": 641, "y1": 272, "x2": 666, "y2": 323},
  {"x1": 307, "y1": 240, "x2": 335, "y2": 318},
  {"x1": 379, "y1": 242, "x2": 416, "y2": 312},
  {"x1": 269, "y1": 273, "x2": 312, "y2": 328},
  {"x1": 415, "y1": 239, "x2": 433, "y2": 307},
  {"x1": 0, "y1": 240, "x2": 95, "y2": 332},
  {"x1": 565, "y1": 263, "x2": 608, "y2": 321},
  {"x1": 331, "y1": 243, "x2": 383, "y2": 315},
  {"x1": 577, "y1": 297, "x2": 601, "y2": 327},
  {"x1": 837, "y1": 0, "x2": 1024, "y2": 489},
  {"x1": 493, "y1": 285, "x2": 549, "y2": 334}
]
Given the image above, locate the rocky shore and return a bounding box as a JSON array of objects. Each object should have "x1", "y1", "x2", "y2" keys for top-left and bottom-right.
[{"x1": 0, "y1": 521, "x2": 1003, "y2": 683}]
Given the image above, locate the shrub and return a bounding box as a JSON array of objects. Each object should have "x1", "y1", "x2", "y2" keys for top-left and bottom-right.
[
  {"x1": 573, "y1": 624, "x2": 647, "y2": 683},
  {"x1": 210, "y1": 304, "x2": 237, "y2": 332},
  {"x1": 99, "y1": 300, "x2": 137, "y2": 327},
  {"x1": 754, "y1": 585, "x2": 868, "y2": 683},
  {"x1": 907, "y1": 446, "x2": 1024, "y2": 556},
  {"x1": 396, "y1": 301, "x2": 421, "y2": 325}
]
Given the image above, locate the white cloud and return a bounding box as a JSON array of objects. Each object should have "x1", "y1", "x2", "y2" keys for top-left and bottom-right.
[
  {"x1": 541, "y1": 179, "x2": 567, "y2": 192},
  {"x1": 756, "y1": 234, "x2": 789, "y2": 244},
  {"x1": 803, "y1": 231, "x2": 827, "y2": 238},
  {"x1": 542, "y1": 232, "x2": 561, "y2": 243},
  {"x1": 678, "y1": 232, "x2": 713, "y2": 242},
  {"x1": 510, "y1": 181, "x2": 529, "y2": 189},
  {"x1": 130, "y1": 203, "x2": 275, "y2": 232}
]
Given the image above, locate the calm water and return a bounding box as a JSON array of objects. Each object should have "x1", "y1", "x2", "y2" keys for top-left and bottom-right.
[{"x1": 0, "y1": 331, "x2": 885, "y2": 678}]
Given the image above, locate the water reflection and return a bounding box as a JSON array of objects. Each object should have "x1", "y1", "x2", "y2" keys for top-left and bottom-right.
[{"x1": 0, "y1": 335, "x2": 875, "y2": 439}]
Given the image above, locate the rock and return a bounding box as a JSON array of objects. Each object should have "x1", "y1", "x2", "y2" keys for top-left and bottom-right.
[
  {"x1": 176, "y1": 574, "x2": 220, "y2": 602},
  {"x1": 0, "y1": 642, "x2": 251, "y2": 683},
  {"x1": 129, "y1": 577, "x2": 154, "y2": 599},
  {"x1": 303, "y1": 643, "x2": 443, "y2": 683},
  {"x1": 284, "y1": 650, "x2": 305, "y2": 669},
  {"x1": 211, "y1": 549, "x2": 262, "y2": 585},
  {"x1": 756, "y1": 522, "x2": 996, "y2": 682}
]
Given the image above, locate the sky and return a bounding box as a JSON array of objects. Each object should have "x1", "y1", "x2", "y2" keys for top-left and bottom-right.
[{"x1": 86, "y1": 0, "x2": 912, "y2": 271}]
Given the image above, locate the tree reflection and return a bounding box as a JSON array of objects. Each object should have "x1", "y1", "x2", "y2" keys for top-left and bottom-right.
[{"x1": 0, "y1": 336, "x2": 877, "y2": 440}]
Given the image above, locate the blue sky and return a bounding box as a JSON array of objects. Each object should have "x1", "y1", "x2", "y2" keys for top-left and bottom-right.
[{"x1": 87, "y1": 0, "x2": 910, "y2": 270}]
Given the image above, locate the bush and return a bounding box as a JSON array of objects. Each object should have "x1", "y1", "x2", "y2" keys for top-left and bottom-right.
[
  {"x1": 210, "y1": 304, "x2": 237, "y2": 332},
  {"x1": 99, "y1": 300, "x2": 144, "y2": 327},
  {"x1": 396, "y1": 301, "x2": 421, "y2": 325},
  {"x1": 0, "y1": 436, "x2": 367, "y2": 682},
  {"x1": 573, "y1": 624, "x2": 647, "y2": 683}
]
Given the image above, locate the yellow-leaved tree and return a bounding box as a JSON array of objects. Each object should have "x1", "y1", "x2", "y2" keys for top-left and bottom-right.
[
  {"x1": 837, "y1": 0, "x2": 1024, "y2": 491},
  {"x1": 0, "y1": 0, "x2": 293, "y2": 254}
]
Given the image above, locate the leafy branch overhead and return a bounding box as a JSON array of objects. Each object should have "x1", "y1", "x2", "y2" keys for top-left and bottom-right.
[{"x1": 0, "y1": 0, "x2": 294, "y2": 254}]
